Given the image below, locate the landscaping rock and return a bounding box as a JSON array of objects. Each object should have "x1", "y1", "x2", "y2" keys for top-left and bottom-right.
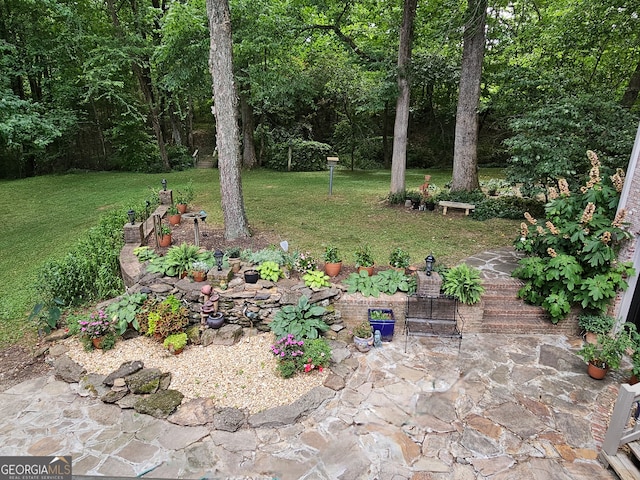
[
  {"x1": 248, "y1": 386, "x2": 335, "y2": 428},
  {"x1": 202, "y1": 324, "x2": 243, "y2": 347},
  {"x1": 134, "y1": 389, "x2": 184, "y2": 418},
  {"x1": 168, "y1": 398, "x2": 218, "y2": 426},
  {"x1": 53, "y1": 355, "x2": 86, "y2": 383},
  {"x1": 79, "y1": 373, "x2": 109, "y2": 398},
  {"x1": 101, "y1": 389, "x2": 128, "y2": 404},
  {"x1": 213, "y1": 407, "x2": 245, "y2": 432},
  {"x1": 104, "y1": 360, "x2": 144, "y2": 386},
  {"x1": 125, "y1": 368, "x2": 171, "y2": 394}
]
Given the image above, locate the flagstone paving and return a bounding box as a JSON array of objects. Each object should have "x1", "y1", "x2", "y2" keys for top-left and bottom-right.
[{"x1": 0, "y1": 332, "x2": 623, "y2": 479}]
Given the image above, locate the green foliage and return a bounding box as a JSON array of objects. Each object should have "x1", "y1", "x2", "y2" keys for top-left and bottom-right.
[
  {"x1": 577, "y1": 313, "x2": 616, "y2": 335},
  {"x1": 387, "y1": 190, "x2": 421, "y2": 205},
  {"x1": 105, "y1": 293, "x2": 148, "y2": 336},
  {"x1": 323, "y1": 245, "x2": 342, "y2": 264},
  {"x1": 175, "y1": 180, "x2": 194, "y2": 205},
  {"x1": 163, "y1": 332, "x2": 188, "y2": 351},
  {"x1": 303, "y1": 270, "x2": 331, "y2": 288},
  {"x1": 354, "y1": 244, "x2": 374, "y2": 268},
  {"x1": 133, "y1": 246, "x2": 158, "y2": 262},
  {"x1": 265, "y1": 140, "x2": 334, "y2": 172},
  {"x1": 270, "y1": 334, "x2": 332, "y2": 379},
  {"x1": 147, "y1": 243, "x2": 212, "y2": 277},
  {"x1": 345, "y1": 270, "x2": 386, "y2": 297},
  {"x1": 105, "y1": 120, "x2": 161, "y2": 173},
  {"x1": 269, "y1": 296, "x2": 328, "y2": 340},
  {"x1": 249, "y1": 247, "x2": 286, "y2": 266},
  {"x1": 389, "y1": 247, "x2": 411, "y2": 268},
  {"x1": 28, "y1": 298, "x2": 64, "y2": 334},
  {"x1": 436, "y1": 189, "x2": 486, "y2": 206},
  {"x1": 577, "y1": 333, "x2": 630, "y2": 370},
  {"x1": 505, "y1": 94, "x2": 637, "y2": 197},
  {"x1": 35, "y1": 208, "x2": 127, "y2": 307},
  {"x1": 513, "y1": 151, "x2": 635, "y2": 321},
  {"x1": 353, "y1": 321, "x2": 373, "y2": 338},
  {"x1": 442, "y1": 264, "x2": 485, "y2": 305},
  {"x1": 256, "y1": 261, "x2": 283, "y2": 282},
  {"x1": 369, "y1": 309, "x2": 393, "y2": 320},
  {"x1": 472, "y1": 197, "x2": 545, "y2": 221}
]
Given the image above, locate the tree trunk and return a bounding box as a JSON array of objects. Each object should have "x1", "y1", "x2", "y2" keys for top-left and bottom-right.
[
  {"x1": 620, "y1": 60, "x2": 640, "y2": 109},
  {"x1": 206, "y1": 0, "x2": 250, "y2": 240},
  {"x1": 383, "y1": 101, "x2": 390, "y2": 169},
  {"x1": 451, "y1": 0, "x2": 486, "y2": 192},
  {"x1": 390, "y1": 0, "x2": 417, "y2": 195},
  {"x1": 240, "y1": 94, "x2": 258, "y2": 169}
]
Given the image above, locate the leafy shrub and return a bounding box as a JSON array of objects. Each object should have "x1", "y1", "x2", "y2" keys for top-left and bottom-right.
[
  {"x1": 147, "y1": 243, "x2": 212, "y2": 277},
  {"x1": 265, "y1": 139, "x2": 333, "y2": 171},
  {"x1": 441, "y1": 263, "x2": 485, "y2": 305},
  {"x1": 249, "y1": 247, "x2": 286, "y2": 266},
  {"x1": 577, "y1": 313, "x2": 615, "y2": 335},
  {"x1": 344, "y1": 269, "x2": 414, "y2": 297},
  {"x1": 269, "y1": 296, "x2": 328, "y2": 339},
  {"x1": 435, "y1": 189, "x2": 486, "y2": 205},
  {"x1": 105, "y1": 293, "x2": 148, "y2": 335},
  {"x1": 512, "y1": 150, "x2": 635, "y2": 322},
  {"x1": 137, "y1": 295, "x2": 189, "y2": 340},
  {"x1": 472, "y1": 196, "x2": 545, "y2": 221},
  {"x1": 389, "y1": 247, "x2": 411, "y2": 268}
]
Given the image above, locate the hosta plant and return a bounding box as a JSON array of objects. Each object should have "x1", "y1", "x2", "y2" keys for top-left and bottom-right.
[
  {"x1": 269, "y1": 295, "x2": 328, "y2": 339},
  {"x1": 441, "y1": 263, "x2": 485, "y2": 305},
  {"x1": 303, "y1": 270, "x2": 331, "y2": 288},
  {"x1": 256, "y1": 261, "x2": 283, "y2": 282}
]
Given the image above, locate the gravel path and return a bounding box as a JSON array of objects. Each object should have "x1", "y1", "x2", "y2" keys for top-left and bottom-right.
[{"x1": 64, "y1": 332, "x2": 328, "y2": 414}]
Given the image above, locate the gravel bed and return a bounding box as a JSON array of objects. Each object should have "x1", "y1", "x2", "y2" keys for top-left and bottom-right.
[{"x1": 64, "y1": 333, "x2": 328, "y2": 414}]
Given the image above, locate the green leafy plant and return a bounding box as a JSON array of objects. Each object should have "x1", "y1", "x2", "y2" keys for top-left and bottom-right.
[
  {"x1": 225, "y1": 246, "x2": 241, "y2": 258},
  {"x1": 389, "y1": 247, "x2": 410, "y2": 269},
  {"x1": 442, "y1": 263, "x2": 485, "y2": 305},
  {"x1": 28, "y1": 298, "x2": 64, "y2": 334},
  {"x1": 369, "y1": 309, "x2": 393, "y2": 320},
  {"x1": 147, "y1": 243, "x2": 212, "y2": 277},
  {"x1": 256, "y1": 261, "x2": 283, "y2": 282},
  {"x1": 513, "y1": 150, "x2": 635, "y2": 322},
  {"x1": 249, "y1": 247, "x2": 286, "y2": 266},
  {"x1": 293, "y1": 251, "x2": 317, "y2": 273},
  {"x1": 190, "y1": 260, "x2": 210, "y2": 273},
  {"x1": 354, "y1": 244, "x2": 374, "y2": 268},
  {"x1": 105, "y1": 292, "x2": 148, "y2": 335},
  {"x1": 577, "y1": 313, "x2": 616, "y2": 335},
  {"x1": 133, "y1": 246, "x2": 158, "y2": 262},
  {"x1": 78, "y1": 308, "x2": 114, "y2": 339},
  {"x1": 175, "y1": 180, "x2": 194, "y2": 205},
  {"x1": 163, "y1": 332, "x2": 188, "y2": 352},
  {"x1": 167, "y1": 204, "x2": 179, "y2": 215},
  {"x1": 577, "y1": 333, "x2": 630, "y2": 370},
  {"x1": 344, "y1": 270, "x2": 386, "y2": 297},
  {"x1": 303, "y1": 270, "x2": 331, "y2": 288},
  {"x1": 353, "y1": 321, "x2": 373, "y2": 338},
  {"x1": 269, "y1": 295, "x2": 328, "y2": 339},
  {"x1": 323, "y1": 245, "x2": 342, "y2": 264},
  {"x1": 160, "y1": 223, "x2": 172, "y2": 236}
]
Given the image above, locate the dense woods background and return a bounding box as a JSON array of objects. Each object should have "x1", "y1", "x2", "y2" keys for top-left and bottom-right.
[{"x1": 1, "y1": 0, "x2": 639, "y2": 186}]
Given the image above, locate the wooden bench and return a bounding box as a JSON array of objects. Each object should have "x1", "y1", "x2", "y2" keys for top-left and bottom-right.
[{"x1": 438, "y1": 200, "x2": 475, "y2": 216}]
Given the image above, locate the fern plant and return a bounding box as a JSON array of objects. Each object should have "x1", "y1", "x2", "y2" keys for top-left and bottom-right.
[
  {"x1": 269, "y1": 296, "x2": 328, "y2": 339},
  {"x1": 441, "y1": 263, "x2": 484, "y2": 305}
]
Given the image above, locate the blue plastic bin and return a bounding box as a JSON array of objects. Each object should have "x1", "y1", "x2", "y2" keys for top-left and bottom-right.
[{"x1": 368, "y1": 308, "x2": 395, "y2": 342}]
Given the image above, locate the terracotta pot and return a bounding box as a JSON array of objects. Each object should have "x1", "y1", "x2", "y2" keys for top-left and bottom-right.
[
  {"x1": 584, "y1": 332, "x2": 598, "y2": 344},
  {"x1": 229, "y1": 258, "x2": 241, "y2": 273},
  {"x1": 629, "y1": 374, "x2": 639, "y2": 385},
  {"x1": 177, "y1": 203, "x2": 187, "y2": 214},
  {"x1": 168, "y1": 213, "x2": 181, "y2": 226},
  {"x1": 159, "y1": 234, "x2": 171, "y2": 247},
  {"x1": 587, "y1": 362, "x2": 608, "y2": 380},
  {"x1": 324, "y1": 262, "x2": 342, "y2": 277},
  {"x1": 357, "y1": 266, "x2": 374, "y2": 276},
  {"x1": 170, "y1": 347, "x2": 184, "y2": 355},
  {"x1": 92, "y1": 337, "x2": 104, "y2": 349},
  {"x1": 192, "y1": 271, "x2": 206, "y2": 282}
]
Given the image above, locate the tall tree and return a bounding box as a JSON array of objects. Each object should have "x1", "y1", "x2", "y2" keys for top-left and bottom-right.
[
  {"x1": 451, "y1": 0, "x2": 486, "y2": 192},
  {"x1": 390, "y1": 0, "x2": 417, "y2": 194},
  {"x1": 206, "y1": 0, "x2": 250, "y2": 240}
]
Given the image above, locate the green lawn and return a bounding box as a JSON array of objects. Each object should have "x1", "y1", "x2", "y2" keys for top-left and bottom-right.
[{"x1": 0, "y1": 167, "x2": 518, "y2": 348}]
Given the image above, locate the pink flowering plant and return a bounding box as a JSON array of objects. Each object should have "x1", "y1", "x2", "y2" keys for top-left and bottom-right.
[
  {"x1": 271, "y1": 334, "x2": 331, "y2": 378},
  {"x1": 79, "y1": 310, "x2": 114, "y2": 338},
  {"x1": 293, "y1": 251, "x2": 317, "y2": 273}
]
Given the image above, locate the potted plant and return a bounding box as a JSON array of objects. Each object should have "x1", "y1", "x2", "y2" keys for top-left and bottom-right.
[
  {"x1": 244, "y1": 269, "x2": 260, "y2": 284},
  {"x1": 352, "y1": 320, "x2": 374, "y2": 352},
  {"x1": 79, "y1": 309, "x2": 117, "y2": 350},
  {"x1": 577, "y1": 333, "x2": 628, "y2": 379},
  {"x1": 138, "y1": 295, "x2": 190, "y2": 341},
  {"x1": 175, "y1": 181, "x2": 194, "y2": 214},
  {"x1": 159, "y1": 223, "x2": 172, "y2": 247},
  {"x1": 190, "y1": 260, "x2": 209, "y2": 282},
  {"x1": 577, "y1": 313, "x2": 616, "y2": 344},
  {"x1": 163, "y1": 332, "x2": 188, "y2": 354},
  {"x1": 367, "y1": 308, "x2": 396, "y2": 341},
  {"x1": 167, "y1": 205, "x2": 181, "y2": 226},
  {"x1": 225, "y1": 246, "x2": 242, "y2": 273},
  {"x1": 354, "y1": 244, "x2": 375, "y2": 276},
  {"x1": 323, "y1": 245, "x2": 342, "y2": 277},
  {"x1": 389, "y1": 247, "x2": 410, "y2": 271}
]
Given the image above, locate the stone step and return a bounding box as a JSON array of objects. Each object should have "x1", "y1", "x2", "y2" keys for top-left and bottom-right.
[{"x1": 197, "y1": 161, "x2": 214, "y2": 169}]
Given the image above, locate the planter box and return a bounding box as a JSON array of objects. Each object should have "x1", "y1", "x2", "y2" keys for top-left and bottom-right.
[{"x1": 368, "y1": 308, "x2": 395, "y2": 342}]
